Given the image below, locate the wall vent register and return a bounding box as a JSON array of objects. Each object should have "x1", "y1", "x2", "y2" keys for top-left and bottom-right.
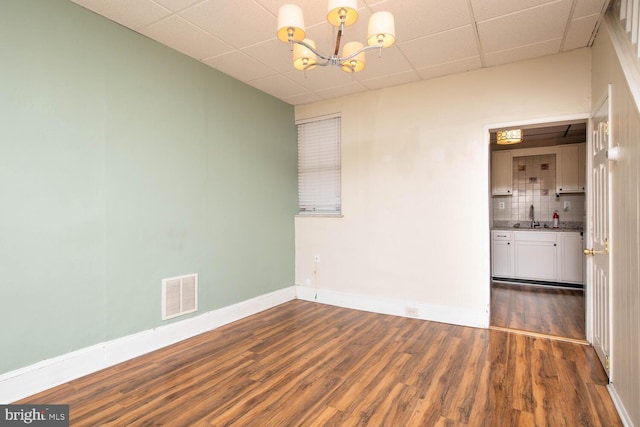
[{"x1": 162, "y1": 273, "x2": 198, "y2": 320}]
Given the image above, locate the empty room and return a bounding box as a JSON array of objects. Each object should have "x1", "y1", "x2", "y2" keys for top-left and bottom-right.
[{"x1": 1, "y1": 0, "x2": 638, "y2": 425}]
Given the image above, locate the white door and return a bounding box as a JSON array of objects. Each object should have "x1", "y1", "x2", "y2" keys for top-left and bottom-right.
[{"x1": 587, "y1": 90, "x2": 611, "y2": 378}]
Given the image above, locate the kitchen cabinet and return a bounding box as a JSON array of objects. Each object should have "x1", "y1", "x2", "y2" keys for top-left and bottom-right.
[
  {"x1": 559, "y1": 232, "x2": 584, "y2": 284},
  {"x1": 491, "y1": 230, "x2": 584, "y2": 285},
  {"x1": 556, "y1": 143, "x2": 586, "y2": 194},
  {"x1": 491, "y1": 231, "x2": 513, "y2": 278},
  {"x1": 514, "y1": 231, "x2": 557, "y2": 281},
  {"x1": 578, "y1": 143, "x2": 586, "y2": 191},
  {"x1": 492, "y1": 150, "x2": 513, "y2": 196}
]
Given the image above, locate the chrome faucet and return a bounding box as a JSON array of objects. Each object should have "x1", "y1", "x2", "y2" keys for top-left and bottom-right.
[{"x1": 529, "y1": 204, "x2": 540, "y2": 228}]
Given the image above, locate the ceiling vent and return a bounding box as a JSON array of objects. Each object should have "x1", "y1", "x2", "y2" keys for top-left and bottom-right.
[{"x1": 162, "y1": 273, "x2": 198, "y2": 320}]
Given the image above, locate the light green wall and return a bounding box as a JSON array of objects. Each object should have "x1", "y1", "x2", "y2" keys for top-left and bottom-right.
[{"x1": 0, "y1": 0, "x2": 296, "y2": 373}]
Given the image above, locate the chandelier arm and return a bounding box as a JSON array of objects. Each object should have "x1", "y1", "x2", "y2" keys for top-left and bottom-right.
[
  {"x1": 290, "y1": 39, "x2": 333, "y2": 61},
  {"x1": 334, "y1": 28, "x2": 343, "y2": 56},
  {"x1": 337, "y1": 44, "x2": 384, "y2": 62},
  {"x1": 334, "y1": 22, "x2": 345, "y2": 56},
  {"x1": 304, "y1": 61, "x2": 331, "y2": 70}
]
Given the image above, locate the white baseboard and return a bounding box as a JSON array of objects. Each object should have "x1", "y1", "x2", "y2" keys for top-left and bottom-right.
[
  {"x1": 295, "y1": 285, "x2": 489, "y2": 329},
  {"x1": 0, "y1": 286, "x2": 296, "y2": 404},
  {"x1": 608, "y1": 384, "x2": 635, "y2": 427}
]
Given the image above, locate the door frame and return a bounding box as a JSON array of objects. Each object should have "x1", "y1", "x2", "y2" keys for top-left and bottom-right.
[{"x1": 485, "y1": 113, "x2": 591, "y2": 331}]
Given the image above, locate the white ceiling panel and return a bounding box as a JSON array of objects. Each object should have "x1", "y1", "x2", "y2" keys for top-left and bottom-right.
[
  {"x1": 416, "y1": 57, "x2": 483, "y2": 81},
  {"x1": 141, "y1": 16, "x2": 232, "y2": 61},
  {"x1": 282, "y1": 91, "x2": 324, "y2": 105},
  {"x1": 564, "y1": 15, "x2": 601, "y2": 50},
  {"x1": 477, "y1": 1, "x2": 573, "y2": 53},
  {"x1": 355, "y1": 46, "x2": 415, "y2": 79},
  {"x1": 242, "y1": 39, "x2": 299, "y2": 74},
  {"x1": 369, "y1": 0, "x2": 472, "y2": 39},
  {"x1": 360, "y1": 70, "x2": 421, "y2": 90},
  {"x1": 572, "y1": 0, "x2": 608, "y2": 17},
  {"x1": 71, "y1": 0, "x2": 171, "y2": 30},
  {"x1": 179, "y1": 0, "x2": 276, "y2": 49},
  {"x1": 284, "y1": 67, "x2": 358, "y2": 92},
  {"x1": 469, "y1": 0, "x2": 561, "y2": 22},
  {"x1": 204, "y1": 51, "x2": 278, "y2": 82},
  {"x1": 400, "y1": 26, "x2": 480, "y2": 69},
  {"x1": 70, "y1": 0, "x2": 612, "y2": 105},
  {"x1": 314, "y1": 80, "x2": 370, "y2": 99},
  {"x1": 484, "y1": 39, "x2": 562, "y2": 67},
  {"x1": 151, "y1": 0, "x2": 204, "y2": 13},
  {"x1": 247, "y1": 74, "x2": 307, "y2": 99}
]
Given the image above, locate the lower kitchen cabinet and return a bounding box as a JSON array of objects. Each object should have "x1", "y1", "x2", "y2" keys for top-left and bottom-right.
[
  {"x1": 513, "y1": 231, "x2": 557, "y2": 281},
  {"x1": 491, "y1": 230, "x2": 583, "y2": 285},
  {"x1": 491, "y1": 231, "x2": 513, "y2": 278},
  {"x1": 559, "y1": 232, "x2": 584, "y2": 283}
]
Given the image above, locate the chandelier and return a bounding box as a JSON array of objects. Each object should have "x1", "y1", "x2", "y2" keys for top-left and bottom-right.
[{"x1": 276, "y1": 1, "x2": 396, "y2": 74}]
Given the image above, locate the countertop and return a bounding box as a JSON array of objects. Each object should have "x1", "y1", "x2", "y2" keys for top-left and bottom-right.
[
  {"x1": 492, "y1": 221, "x2": 583, "y2": 232},
  {"x1": 492, "y1": 226, "x2": 583, "y2": 232}
]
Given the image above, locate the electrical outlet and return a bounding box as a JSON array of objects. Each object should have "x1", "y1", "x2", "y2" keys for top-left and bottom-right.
[
  {"x1": 314, "y1": 254, "x2": 320, "y2": 263},
  {"x1": 498, "y1": 202, "x2": 505, "y2": 210},
  {"x1": 564, "y1": 201, "x2": 571, "y2": 211},
  {"x1": 405, "y1": 306, "x2": 418, "y2": 317}
]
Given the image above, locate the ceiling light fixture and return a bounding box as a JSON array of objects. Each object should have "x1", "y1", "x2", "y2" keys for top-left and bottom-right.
[
  {"x1": 496, "y1": 129, "x2": 523, "y2": 145},
  {"x1": 277, "y1": 1, "x2": 395, "y2": 74}
]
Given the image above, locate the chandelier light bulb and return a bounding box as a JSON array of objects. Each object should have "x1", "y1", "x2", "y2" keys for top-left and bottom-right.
[
  {"x1": 327, "y1": 0, "x2": 358, "y2": 27},
  {"x1": 367, "y1": 11, "x2": 395, "y2": 47},
  {"x1": 277, "y1": 4, "x2": 305, "y2": 42},
  {"x1": 341, "y1": 41, "x2": 366, "y2": 72},
  {"x1": 293, "y1": 39, "x2": 318, "y2": 71}
]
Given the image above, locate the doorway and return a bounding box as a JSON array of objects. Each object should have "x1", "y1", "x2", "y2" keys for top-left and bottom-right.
[{"x1": 487, "y1": 118, "x2": 589, "y2": 341}]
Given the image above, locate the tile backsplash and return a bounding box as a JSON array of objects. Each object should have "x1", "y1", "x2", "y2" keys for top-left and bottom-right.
[{"x1": 492, "y1": 154, "x2": 585, "y2": 226}]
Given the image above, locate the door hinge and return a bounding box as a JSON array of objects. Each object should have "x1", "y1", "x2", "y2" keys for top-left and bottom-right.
[
  {"x1": 605, "y1": 355, "x2": 610, "y2": 371},
  {"x1": 605, "y1": 238, "x2": 609, "y2": 253},
  {"x1": 604, "y1": 121, "x2": 609, "y2": 135}
]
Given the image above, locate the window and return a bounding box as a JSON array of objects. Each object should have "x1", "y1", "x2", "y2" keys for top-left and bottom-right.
[{"x1": 297, "y1": 115, "x2": 341, "y2": 214}]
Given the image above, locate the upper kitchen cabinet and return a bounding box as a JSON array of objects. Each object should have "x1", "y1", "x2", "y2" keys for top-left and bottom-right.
[
  {"x1": 556, "y1": 143, "x2": 586, "y2": 194},
  {"x1": 578, "y1": 143, "x2": 586, "y2": 192},
  {"x1": 492, "y1": 150, "x2": 513, "y2": 196}
]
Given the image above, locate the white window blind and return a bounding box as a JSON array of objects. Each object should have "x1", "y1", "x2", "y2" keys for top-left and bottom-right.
[{"x1": 297, "y1": 115, "x2": 341, "y2": 214}]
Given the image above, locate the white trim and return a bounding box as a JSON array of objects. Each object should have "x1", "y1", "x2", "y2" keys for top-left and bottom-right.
[
  {"x1": 295, "y1": 285, "x2": 489, "y2": 329},
  {"x1": 608, "y1": 384, "x2": 635, "y2": 427},
  {"x1": 486, "y1": 114, "x2": 591, "y2": 133},
  {"x1": 0, "y1": 286, "x2": 296, "y2": 404},
  {"x1": 604, "y1": 15, "x2": 640, "y2": 113},
  {"x1": 295, "y1": 112, "x2": 341, "y2": 125}
]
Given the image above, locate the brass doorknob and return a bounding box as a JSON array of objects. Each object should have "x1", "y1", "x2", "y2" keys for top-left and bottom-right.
[{"x1": 584, "y1": 248, "x2": 604, "y2": 256}]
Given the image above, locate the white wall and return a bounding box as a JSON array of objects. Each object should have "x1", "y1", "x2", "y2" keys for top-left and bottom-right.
[
  {"x1": 295, "y1": 49, "x2": 591, "y2": 328},
  {"x1": 591, "y1": 17, "x2": 640, "y2": 427}
]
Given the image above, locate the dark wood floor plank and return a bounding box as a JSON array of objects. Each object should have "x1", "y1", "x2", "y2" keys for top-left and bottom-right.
[
  {"x1": 491, "y1": 282, "x2": 585, "y2": 340},
  {"x1": 15, "y1": 300, "x2": 620, "y2": 426}
]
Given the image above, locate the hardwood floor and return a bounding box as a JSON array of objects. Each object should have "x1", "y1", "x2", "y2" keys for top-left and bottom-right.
[
  {"x1": 491, "y1": 282, "x2": 586, "y2": 340},
  {"x1": 17, "y1": 300, "x2": 619, "y2": 426}
]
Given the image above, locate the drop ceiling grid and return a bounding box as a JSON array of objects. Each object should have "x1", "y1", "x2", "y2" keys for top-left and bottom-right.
[{"x1": 69, "y1": 0, "x2": 610, "y2": 105}]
